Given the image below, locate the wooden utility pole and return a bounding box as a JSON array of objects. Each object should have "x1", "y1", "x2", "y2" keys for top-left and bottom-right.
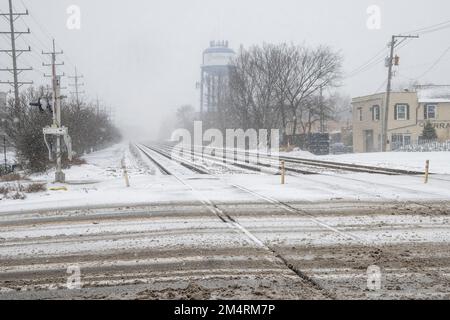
[
  {"x1": 3, "y1": 135, "x2": 6, "y2": 172},
  {"x1": 382, "y1": 34, "x2": 419, "y2": 152},
  {"x1": 96, "y1": 95, "x2": 100, "y2": 115},
  {"x1": 43, "y1": 39, "x2": 66, "y2": 182},
  {"x1": 68, "y1": 67, "x2": 84, "y2": 107},
  {"x1": 319, "y1": 86, "x2": 325, "y2": 134},
  {"x1": 0, "y1": 0, "x2": 32, "y2": 108}
]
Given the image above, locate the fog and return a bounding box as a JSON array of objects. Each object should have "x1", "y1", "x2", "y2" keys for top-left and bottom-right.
[{"x1": 1, "y1": 0, "x2": 449, "y2": 140}]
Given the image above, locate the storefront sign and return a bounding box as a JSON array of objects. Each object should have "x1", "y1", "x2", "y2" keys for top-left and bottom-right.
[{"x1": 419, "y1": 122, "x2": 450, "y2": 129}]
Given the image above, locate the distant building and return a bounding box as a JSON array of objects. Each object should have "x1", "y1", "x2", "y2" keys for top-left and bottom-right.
[
  {"x1": 200, "y1": 41, "x2": 235, "y2": 115},
  {"x1": 352, "y1": 85, "x2": 450, "y2": 153}
]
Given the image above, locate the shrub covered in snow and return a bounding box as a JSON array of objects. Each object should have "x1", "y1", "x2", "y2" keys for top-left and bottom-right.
[
  {"x1": 397, "y1": 140, "x2": 450, "y2": 152},
  {"x1": 1, "y1": 87, "x2": 121, "y2": 173}
]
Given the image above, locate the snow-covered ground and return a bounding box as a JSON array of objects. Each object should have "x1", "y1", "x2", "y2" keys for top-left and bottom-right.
[
  {"x1": 284, "y1": 150, "x2": 450, "y2": 174},
  {"x1": 1, "y1": 150, "x2": 16, "y2": 166},
  {"x1": 1, "y1": 143, "x2": 449, "y2": 300},
  {"x1": 0, "y1": 143, "x2": 449, "y2": 214}
]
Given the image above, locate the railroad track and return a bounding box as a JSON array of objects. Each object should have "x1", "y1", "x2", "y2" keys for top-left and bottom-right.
[
  {"x1": 154, "y1": 142, "x2": 425, "y2": 176},
  {"x1": 143, "y1": 143, "x2": 445, "y2": 199},
  {"x1": 278, "y1": 154, "x2": 424, "y2": 175},
  {"x1": 147, "y1": 143, "x2": 321, "y2": 175},
  {"x1": 137, "y1": 143, "x2": 384, "y2": 244},
  {"x1": 0, "y1": 144, "x2": 447, "y2": 299},
  {"x1": 140, "y1": 142, "x2": 448, "y2": 244},
  {"x1": 136, "y1": 143, "x2": 393, "y2": 299}
]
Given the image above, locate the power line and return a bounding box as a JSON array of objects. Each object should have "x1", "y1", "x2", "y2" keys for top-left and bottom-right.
[
  {"x1": 11, "y1": 1, "x2": 83, "y2": 95},
  {"x1": 415, "y1": 44, "x2": 450, "y2": 79},
  {"x1": 345, "y1": 47, "x2": 387, "y2": 78},
  {"x1": 347, "y1": 18, "x2": 450, "y2": 80},
  {"x1": 12, "y1": 1, "x2": 55, "y2": 75},
  {"x1": 17, "y1": 14, "x2": 51, "y2": 54},
  {"x1": 345, "y1": 39, "x2": 414, "y2": 79},
  {"x1": 18, "y1": 0, "x2": 80, "y2": 84},
  {"x1": 18, "y1": 0, "x2": 53, "y2": 46},
  {"x1": 374, "y1": 79, "x2": 387, "y2": 93},
  {"x1": 401, "y1": 19, "x2": 450, "y2": 36}
]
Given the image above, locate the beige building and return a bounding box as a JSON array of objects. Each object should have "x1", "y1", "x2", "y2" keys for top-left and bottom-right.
[{"x1": 352, "y1": 85, "x2": 450, "y2": 153}]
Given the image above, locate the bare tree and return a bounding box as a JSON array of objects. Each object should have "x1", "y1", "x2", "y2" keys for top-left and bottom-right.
[
  {"x1": 176, "y1": 105, "x2": 196, "y2": 133},
  {"x1": 3, "y1": 86, "x2": 120, "y2": 172},
  {"x1": 226, "y1": 43, "x2": 342, "y2": 138},
  {"x1": 283, "y1": 45, "x2": 342, "y2": 136},
  {"x1": 227, "y1": 44, "x2": 287, "y2": 131},
  {"x1": 227, "y1": 48, "x2": 255, "y2": 129},
  {"x1": 325, "y1": 92, "x2": 352, "y2": 123}
]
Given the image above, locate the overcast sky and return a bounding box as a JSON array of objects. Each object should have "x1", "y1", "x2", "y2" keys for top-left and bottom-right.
[{"x1": 1, "y1": 0, "x2": 449, "y2": 139}]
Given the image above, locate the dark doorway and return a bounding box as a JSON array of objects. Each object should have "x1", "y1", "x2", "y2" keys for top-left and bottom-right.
[{"x1": 364, "y1": 130, "x2": 374, "y2": 152}]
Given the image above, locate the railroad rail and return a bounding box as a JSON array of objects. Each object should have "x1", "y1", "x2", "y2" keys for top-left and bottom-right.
[
  {"x1": 156, "y1": 142, "x2": 445, "y2": 198},
  {"x1": 279, "y1": 154, "x2": 425, "y2": 175},
  {"x1": 136, "y1": 143, "x2": 392, "y2": 299},
  {"x1": 152, "y1": 142, "x2": 425, "y2": 176}
]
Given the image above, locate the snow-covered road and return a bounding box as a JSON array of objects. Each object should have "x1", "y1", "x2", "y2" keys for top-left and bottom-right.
[{"x1": 0, "y1": 201, "x2": 449, "y2": 299}]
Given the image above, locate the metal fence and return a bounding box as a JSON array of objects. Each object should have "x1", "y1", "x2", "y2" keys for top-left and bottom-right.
[
  {"x1": 394, "y1": 140, "x2": 450, "y2": 152},
  {"x1": 286, "y1": 133, "x2": 330, "y2": 155}
]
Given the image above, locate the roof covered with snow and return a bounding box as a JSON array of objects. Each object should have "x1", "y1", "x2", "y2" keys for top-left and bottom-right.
[{"x1": 416, "y1": 85, "x2": 450, "y2": 103}]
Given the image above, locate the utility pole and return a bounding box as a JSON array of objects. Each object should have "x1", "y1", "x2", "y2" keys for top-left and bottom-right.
[
  {"x1": 0, "y1": 0, "x2": 32, "y2": 108},
  {"x1": 382, "y1": 34, "x2": 419, "y2": 152},
  {"x1": 43, "y1": 39, "x2": 66, "y2": 182},
  {"x1": 68, "y1": 67, "x2": 84, "y2": 107},
  {"x1": 3, "y1": 135, "x2": 6, "y2": 172},
  {"x1": 319, "y1": 86, "x2": 325, "y2": 134},
  {"x1": 107, "y1": 107, "x2": 115, "y2": 124},
  {"x1": 96, "y1": 95, "x2": 100, "y2": 115}
]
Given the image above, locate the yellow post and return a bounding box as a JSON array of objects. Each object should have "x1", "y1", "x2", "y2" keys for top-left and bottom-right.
[
  {"x1": 122, "y1": 158, "x2": 130, "y2": 188},
  {"x1": 281, "y1": 160, "x2": 285, "y2": 185},
  {"x1": 424, "y1": 160, "x2": 430, "y2": 184}
]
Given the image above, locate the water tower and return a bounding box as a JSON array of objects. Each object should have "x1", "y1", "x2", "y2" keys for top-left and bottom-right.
[{"x1": 200, "y1": 41, "x2": 235, "y2": 115}]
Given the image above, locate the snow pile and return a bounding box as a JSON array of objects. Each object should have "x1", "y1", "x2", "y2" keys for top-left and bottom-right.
[
  {"x1": 280, "y1": 149, "x2": 316, "y2": 158},
  {"x1": 417, "y1": 85, "x2": 450, "y2": 103},
  {"x1": 317, "y1": 152, "x2": 450, "y2": 174}
]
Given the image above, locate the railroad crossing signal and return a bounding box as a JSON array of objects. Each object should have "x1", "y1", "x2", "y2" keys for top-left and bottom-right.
[
  {"x1": 30, "y1": 96, "x2": 53, "y2": 113},
  {"x1": 30, "y1": 58, "x2": 73, "y2": 183},
  {"x1": 42, "y1": 125, "x2": 73, "y2": 163}
]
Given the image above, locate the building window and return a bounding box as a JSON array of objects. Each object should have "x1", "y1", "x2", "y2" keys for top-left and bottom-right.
[
  {"x1": 424, "y1": 104, "x2": 437, "y2": 120},
  {"x1": 358, "y1": 108, "x2": 363, "y2": 121},
  {"x1": 395, "y1": 104, "x2": 409, "y2": 121},
  {"x1": 391, "y1": 133, "x2": 412, "y2": 150},
  {"x1": 372, "y1": 105, "x2": 380, "y2": 121}
]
